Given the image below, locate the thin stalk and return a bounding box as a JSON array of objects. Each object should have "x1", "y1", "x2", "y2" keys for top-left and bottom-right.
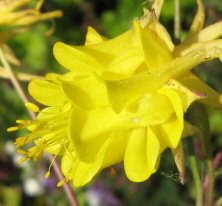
[
  {"x1": 186, "y1": 137, "x2": 203, "y2": 206},
  {"x1": 206, "y1": 158, "x2": 215, "y2": 206},
  {"x1": 0, "y1": 67, "x2": 43, "y2": 82},
  {"x1": 189, "y1": 156, "x2": 203, "y2": 206},
  {"x1": 0, "y1": 47, "x2": 80, "y2": 206},
  {"x1": 0, "y1": 48, "x2": 35, "y2": 119},
  {"x1": 49, "y1": 156, "x2": 80, "y2": 206},
  {"x1": 174, "y1": 0, "x2": 181, "y2": 41}
]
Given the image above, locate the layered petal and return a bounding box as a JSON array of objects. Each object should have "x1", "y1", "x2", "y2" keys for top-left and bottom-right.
[
  {"x1": 158, "y1": 89, "x2": 184, "y2": 148},
  {"x1": 61, "y1": 139, "x2": 110, "y2": 187},
  {"x1": 124, "y1": 127, "x2": 160, "y2": 182},
  {"x1": 69, "y1": 94, "x2": 173, "y2": 162},
  {"x1": 134, "y1": 20, "x2": 173, "y2": 71},
  {"x1": 61, "y1": 74, "x2": 109, "y2": 110},
  {"x1": 28, "y1": 79, "x2": 67, "y2": 106},
  {"x1": 178, "y1": 72, "x2": 222, "y2": 108}
]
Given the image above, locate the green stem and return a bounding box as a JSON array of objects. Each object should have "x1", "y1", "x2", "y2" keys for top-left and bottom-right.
[
  {"x1": 206, "y1": 158, "x2": 215, "y2": 206},
  {"x1": 186, "y1": 137, "x2": 203, "y2": 206},
  {"x1": 189, "y1": 156, "x2": 203, "y2": 206},
  {"x1": 174, "y1": 0, "x2": 181, "y2": 41}
]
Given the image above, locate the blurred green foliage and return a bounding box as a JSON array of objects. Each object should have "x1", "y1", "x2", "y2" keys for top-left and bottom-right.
[{"x1": 0, "y1": 0, "x2": 222, "y2": 205}]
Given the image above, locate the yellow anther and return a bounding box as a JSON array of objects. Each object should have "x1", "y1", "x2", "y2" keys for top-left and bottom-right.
[
  {"x1": 16, "y1": 120, "x2": 26, "y2": 124},
  {"x1": 25, "y1": 102, "x2": 40, "y2": 112},
  {"x1": 18, "y1": 156, "x2": 29, "y2": 165},
  {"x1": 15, "y1": 136, "x2": 27, "y2": 148},
  {"x1": 45, "y1": 171, "x2": 51, "y2": 179},
  {"x1": 7, "y1": 126, "x2": 18, "y2": 132},
  {"x1": 45, "y1": 155, "x2": 56, "y2": 179},
  {"x1": 57, "y1": 179, "x2": 65, "y2": 187}
]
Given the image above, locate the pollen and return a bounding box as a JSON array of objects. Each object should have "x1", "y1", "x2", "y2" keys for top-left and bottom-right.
[{"x1": 7, "y1": 126, "x2": 19, "y2": 132}]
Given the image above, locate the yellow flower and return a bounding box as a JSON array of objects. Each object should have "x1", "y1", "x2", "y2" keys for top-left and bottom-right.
[
  {"x1": 53, "y1": 0, "x2": 222, "y2": 183},
  {"x1": 9, "y1": 0, "x2": 222, "y2": 186}
]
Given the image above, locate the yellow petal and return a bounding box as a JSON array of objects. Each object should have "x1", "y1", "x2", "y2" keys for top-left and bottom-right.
[
  {"x1": 86, "y1": 30, "x2": 134, "y2": 57},
  {"x1": 176, "y1": 21, "x2": 222, "y2": 53},
  {"x1": 53, "y1": 42, "x2": 103, "y2": 75},
  {"x1": 134, "y1": 20, "x2": 172, "y2": 71},
  {"x1": 158, "y1": 89, "x2": 184, "y2": 148},
  {"x1": 69, "y1": 95, "x2": 172, "y2": 163},
  {"x1": 69, "y1": 107, "x2": 125, "y2": 162},
  {"x1": 124, "y1": 127, "x2": 160, "y2": 182},
  {"x1": 28, "y1": 79, "x2": 66, "y2": 106},
  {"x1": 178, "y1": 72, "x2": 222, "y2": 108},
  {"x1": 196, "y1": 20, "x2": 222, "y2": 41},
  {"x1": 54, "y1": 30, "x2": 135, "y2": 75},
  {"x1": 61, "y1": 139, "x2": 110, "y2": 187},
  {"x1": 148, "y1": 19, "x2": 174, "y2": 52},
  {"x1": 85, "y1": 26, "x2": 107, "y2": 45},
  {"x1": 102, "y1": 48, "x2": 144, "y2": 80},
  {"x1": 101, "y1": 130, "x2": 129, "y2": 168},
  {"x1": 126, "y1": 93, "x2": 173, "y2": 125},
  {"x1": 163, "y1": 79, "x2": 202, "y2": 111},
  {"x1": 174, "y1": 39, "x2": 222, "y2": 58},
  {"x1": 61, "y1": 74, "x2": 109, "y2": 110},
  {"x1": 106, "y1": 48, "x2": 216, "y2": 111}
]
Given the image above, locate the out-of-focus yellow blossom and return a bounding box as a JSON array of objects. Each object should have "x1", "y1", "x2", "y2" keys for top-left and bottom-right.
[
  {"x1": 9, "y1": 0, "x2": 222, "y2": 186},
  {"x1": 0, "y1": 0, "x2": 63, "y2": 67},
  {"x1": 0, "y1": 0, "x2": 62, "y2": 27}
]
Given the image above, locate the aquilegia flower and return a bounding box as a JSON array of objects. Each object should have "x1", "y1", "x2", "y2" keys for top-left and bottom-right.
[{"x1": 9, "y1": 0, "x2": 222, "y2": 186}]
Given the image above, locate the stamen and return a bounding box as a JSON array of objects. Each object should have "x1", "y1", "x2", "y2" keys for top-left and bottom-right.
[
  {"x1": 16, "y1": 120, "x2": 26, "y2": 124},
  {"x1": 15, "y1": 136, "x2": 27, "y2": 148},
  {"x1": 18, "y1": 156, "x2": 29, "y2": 165},
  {"x1": 16, "y1": 119, "x2": 32, "y2": 125},
  {"x1": 25, "y1": 102, "x2": 40, "y2": 112},
  {"x1": 45, "y1": 155, "x2": 57, "y2": 179},
  {"x1": 17, "y1": 149, "x2": 26, "y2": 155},
  {"x1": 45, "y1": 171, "x2": 51, "y2": 179},
  {"x1": 7, "y1": 126, "x2": 19, "y2": 132},
  {"x1": 57, "y1": 179, "x2": 66, "y2": 187}
]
